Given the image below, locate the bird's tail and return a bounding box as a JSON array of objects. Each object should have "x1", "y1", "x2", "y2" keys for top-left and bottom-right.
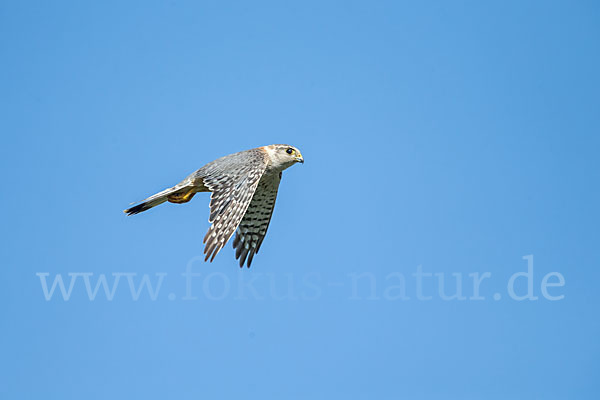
[{"x1": 124, "y1": 184, "x2": 198, "y2": 216}]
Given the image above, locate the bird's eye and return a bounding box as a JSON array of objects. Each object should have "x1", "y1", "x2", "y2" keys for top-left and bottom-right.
[{"x1": 286, "y1": 148, "x2": 293, "y2": 154}]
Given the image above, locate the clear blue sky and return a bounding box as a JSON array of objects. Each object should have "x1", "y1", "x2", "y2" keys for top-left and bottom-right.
[{"x1": 1, "y1": 1, "x2": 599, "y2": 399}]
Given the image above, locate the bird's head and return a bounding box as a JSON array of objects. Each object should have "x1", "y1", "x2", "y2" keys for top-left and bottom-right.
[{"x1": 264, "y1": 144, "x2": 304, "y2": 170}]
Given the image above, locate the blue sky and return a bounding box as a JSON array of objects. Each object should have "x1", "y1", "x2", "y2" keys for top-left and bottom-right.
[{"x1": 1, "y1": 1, "x2": 599, "y2": 398}]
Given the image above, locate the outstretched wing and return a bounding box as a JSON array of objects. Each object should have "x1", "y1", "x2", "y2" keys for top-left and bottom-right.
[
  {"x1": 232, "y1": 173, "x2": 281, "y2": 268},
  {"x1": 201, "y1": 149, "x2": 269, "y2": 262}
]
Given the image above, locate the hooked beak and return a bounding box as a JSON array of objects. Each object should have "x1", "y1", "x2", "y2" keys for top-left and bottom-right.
[{"x1": 295, "y1": 155, "x2": 304, "y2": 164}]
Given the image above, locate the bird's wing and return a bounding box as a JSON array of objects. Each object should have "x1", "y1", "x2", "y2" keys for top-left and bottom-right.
[
  {"x1": 232, "y1": 173, "x2": 281, "y2": 268},
  {"x1": 201, "y1": 149, "x2": 269, "y2": 262}
]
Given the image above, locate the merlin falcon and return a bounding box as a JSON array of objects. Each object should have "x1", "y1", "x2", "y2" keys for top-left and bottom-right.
[{"x1": 124, "y1": 144, "x2": 304, "y2": 268}]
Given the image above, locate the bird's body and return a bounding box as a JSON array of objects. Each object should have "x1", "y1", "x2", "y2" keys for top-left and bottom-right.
[{"x1": 124, "y1": 144, "x2": 303, "y2": 267}]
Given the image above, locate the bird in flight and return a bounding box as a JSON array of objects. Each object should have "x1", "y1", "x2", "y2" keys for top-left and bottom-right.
[{"x1": 124, "y1": 144, "x2": 304, "y2": 268}]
